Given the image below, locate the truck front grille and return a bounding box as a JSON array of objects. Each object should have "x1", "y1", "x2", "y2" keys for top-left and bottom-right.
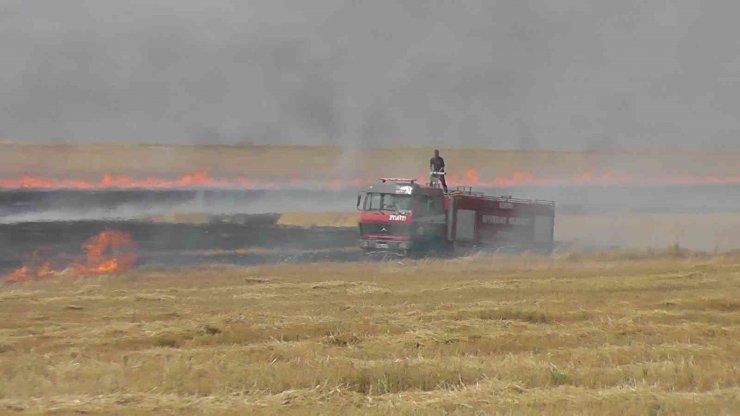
[{"x1": 360, "y1": 223, "x2": 411, "y2": 236}]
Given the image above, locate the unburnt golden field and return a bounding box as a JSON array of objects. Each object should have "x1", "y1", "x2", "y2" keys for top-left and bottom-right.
[
  {"x1": 1, "y1": 253, "x2": 739, "y2": 415},
  {"x1": 1, "y1": 141, "x2": 738, "y2": 179}
]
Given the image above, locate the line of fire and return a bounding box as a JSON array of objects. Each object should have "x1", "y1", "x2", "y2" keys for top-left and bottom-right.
[{"x1": 1, "y1": 169, "x2": 739, "y2": 190}]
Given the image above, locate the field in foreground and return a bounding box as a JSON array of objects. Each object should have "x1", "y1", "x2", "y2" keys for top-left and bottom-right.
[{"x1": 1, "y1": 254, "x2": 739, "y2": 415}]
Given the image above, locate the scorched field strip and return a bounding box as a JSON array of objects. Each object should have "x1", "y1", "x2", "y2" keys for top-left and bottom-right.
[{"x1": 0, "y1": 254, "x2": 738, "y2": 415}]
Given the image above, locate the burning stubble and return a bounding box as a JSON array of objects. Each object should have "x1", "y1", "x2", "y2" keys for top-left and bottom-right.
[
  {"x1": 3, "y1": 230, "x2": 138, "y2": 282},
  {"x1": 0, "y1": 169, "x2": 738, "y2": 191}
]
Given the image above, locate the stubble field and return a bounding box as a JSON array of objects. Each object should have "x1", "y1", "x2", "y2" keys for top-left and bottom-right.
[
  {"x1": 1, "y1": 252, "x2": 739, "y2": 415},
  {"x1": 1, "y1": 142, "x2": 738, "y2": 179}
]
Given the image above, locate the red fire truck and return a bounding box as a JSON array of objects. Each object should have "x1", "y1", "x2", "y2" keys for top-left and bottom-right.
[{"x1": 357, "y1": 175, "x2": 555, "y2": 256}]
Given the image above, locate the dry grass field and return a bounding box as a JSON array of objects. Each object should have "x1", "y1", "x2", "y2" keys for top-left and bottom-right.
[
  {"x1": 1, "y1": 253, "x2": 738, "y2": 415},
  {"x1": 556, "y1": 213, "x2": 740, "y2": 252},
  {"x1": 277, "y1": 212, "x2": 359, "y2": 228},
  {"x1": 1, "y1": 141, "x2": 738, "y2": 180}
]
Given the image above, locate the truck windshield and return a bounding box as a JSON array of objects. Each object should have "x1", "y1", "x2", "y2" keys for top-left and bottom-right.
[{"x1": 364, "y1": 193, "x2": 412, "y2": 212}]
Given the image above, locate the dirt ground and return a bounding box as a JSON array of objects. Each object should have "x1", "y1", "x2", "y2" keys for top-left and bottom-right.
[{"x1": 1, "y1": 253, "x2": 738, "y2": 415}]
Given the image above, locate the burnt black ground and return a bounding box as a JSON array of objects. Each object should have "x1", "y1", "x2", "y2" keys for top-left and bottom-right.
[
  {"x1": 0, "y1": 218, "x2": 360, "y2": 274},
  {"x1": 0, "y1": 184, "x2": 737, "y2": 274},
  {"x1": 1, "y1": 184, "x2": 738, "y2": 223}
]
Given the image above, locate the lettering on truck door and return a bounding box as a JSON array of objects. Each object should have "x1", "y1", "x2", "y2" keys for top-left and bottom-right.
[{"x1": 508, "y1": 217, "x2": 531, "y2": 226}]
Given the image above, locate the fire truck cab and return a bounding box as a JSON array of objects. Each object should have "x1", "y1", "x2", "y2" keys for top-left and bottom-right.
[
  {"x1": 357, "y1": 177, "x2": 555, "y2": 256},
  {"x1": 357, "y1": 178, "x2": 448, "y2": 256}
]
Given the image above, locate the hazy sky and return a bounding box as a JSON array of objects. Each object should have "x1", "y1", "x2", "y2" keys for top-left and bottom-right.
[{"x1": 1, "y1": 0, "x2": 739, "y2": 150}]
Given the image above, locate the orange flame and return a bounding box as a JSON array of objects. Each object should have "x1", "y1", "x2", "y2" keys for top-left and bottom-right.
[
  {"x1": 72, "y1": 230, "x2": 138, "y2": 275},
  {"x1": 4, "y1": 263, "x2": 54, "y2": 283},
  {"x1": 3, "y1": 230, "x2": 138, "y2": 282},
  {"x1": 0, "y1": 169, "x2": 738, "y2": 191}
]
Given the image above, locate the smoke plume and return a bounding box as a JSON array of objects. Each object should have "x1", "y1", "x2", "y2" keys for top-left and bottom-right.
[{"x1": 1, "y1": 1, "x2": 739, "y2": 150}]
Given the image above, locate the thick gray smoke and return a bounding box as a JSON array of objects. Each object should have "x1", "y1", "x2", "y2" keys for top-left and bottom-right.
[{"x1": 1, "y1": 0, "x2": 739, "y2": 150}]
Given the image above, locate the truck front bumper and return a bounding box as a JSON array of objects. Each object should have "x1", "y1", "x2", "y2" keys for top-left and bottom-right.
[{"x1": 359, "y1": 239, "x2": 412, "y2": 251}]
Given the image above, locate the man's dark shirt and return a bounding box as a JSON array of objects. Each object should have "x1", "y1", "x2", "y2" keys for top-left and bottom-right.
[{"x1": 430, "y1": 156, "x2": 445, "y2": 172}]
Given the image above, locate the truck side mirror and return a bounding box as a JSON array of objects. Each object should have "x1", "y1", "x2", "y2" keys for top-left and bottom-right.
[{"x1": 356, "y1": 194, "x2": 362, "y2": 210}]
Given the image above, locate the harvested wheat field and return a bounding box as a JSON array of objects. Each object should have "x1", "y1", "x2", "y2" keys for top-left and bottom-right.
[
  {"x1": 1, "y1": 253, "x2": 739, "y2": 415},
  {"x1": 1, "y1": 142, "x2": 739, "y2": 180}
]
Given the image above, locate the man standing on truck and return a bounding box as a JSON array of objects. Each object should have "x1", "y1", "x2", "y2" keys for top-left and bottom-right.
[{"x1": 430, "y1": 149, "x2": 448, "y2": 193}]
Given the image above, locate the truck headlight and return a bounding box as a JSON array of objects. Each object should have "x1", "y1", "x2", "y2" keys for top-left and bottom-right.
[{"x1": 399, "y1": 241, "x2": 410, "y2": 249}]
